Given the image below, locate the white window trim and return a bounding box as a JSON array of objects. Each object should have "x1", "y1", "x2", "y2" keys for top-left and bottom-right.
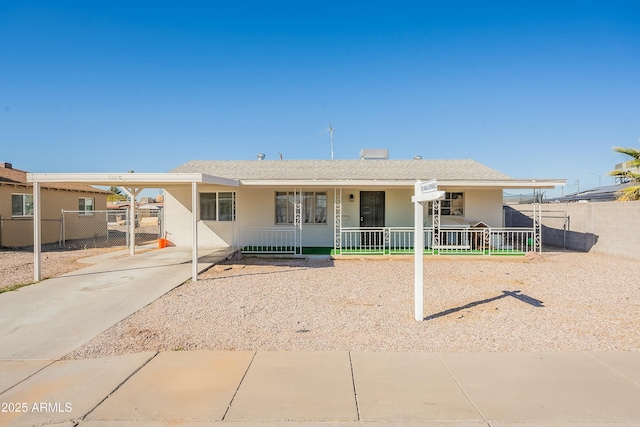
[
  {"x1": 303, "y1": 191, "x2": 328, "y2": 225},
  {"x1": 275, "y1": 191, "x2": 294, "y2": 225},
  {"x1": 429, "y1": 192, "x2": 465, "y2": 216},
  {"x1": 79, "y1": 197, "x2": 95, "y2": 216},
  {"x1": 275, "y1": 191, "x2": 328, "y2": 225},
  {"x1": 11, "y1": 193, "x2": 34, "y2": 217},
  {"x1": 200, "y1": 191, "x2": 236, "y2": 222}
]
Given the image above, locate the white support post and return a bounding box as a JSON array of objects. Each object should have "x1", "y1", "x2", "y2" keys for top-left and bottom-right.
[
  {"x1": 414, "y1": 195, "x2": 424, "y2": 321},
  {"x1": 33, "y1": 181, "x2": 42, "y2": 282},
  {"x1": 432, "y1": 200, "x2": 441, "y2": 254},
  {"x1": 334, "y1": 188, "x2": 342, "y2": 254},
  {"x1": 192, "y1": 181, "x2": 198, "y2": 282},
  {"x1": 294, "y1": 188, "x2": 302, "y2": 254},
  {"x1": 533, "y1": 189, "x2": 542, "y2": 253},
  {"x1": 120, "y1": 187, "x2": 142, "y2": 256}
]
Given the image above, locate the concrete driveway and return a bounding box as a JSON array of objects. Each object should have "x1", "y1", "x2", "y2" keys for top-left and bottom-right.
[{"x1": 0, "y1": 246, "x2": 233, "y2": 360}]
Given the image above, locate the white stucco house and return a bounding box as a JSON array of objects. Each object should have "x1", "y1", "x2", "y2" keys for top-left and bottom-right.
[
  {"x1": 164, "y1": 157, "x2": 564, "y2": 255},
  {"x1": 26, "y1": 154, "x2": 565, "y2": 282}
]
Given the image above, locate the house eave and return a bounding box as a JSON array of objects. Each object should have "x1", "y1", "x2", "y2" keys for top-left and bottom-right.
[{"x1": 237, "y1": 179, "x2": 566, "y2": 189}]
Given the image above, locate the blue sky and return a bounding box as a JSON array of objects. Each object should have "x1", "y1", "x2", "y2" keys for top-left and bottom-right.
[{"x1": 2, "y1": 1, "x2": 639, "y2": 197}]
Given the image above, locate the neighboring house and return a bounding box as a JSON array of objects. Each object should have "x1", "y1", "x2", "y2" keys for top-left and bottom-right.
[
  {"x1": 165, "y1": 154, "x2": 564, "y2": 255},
  {"x1": 548, "y1": 183, "x2": 632, "y2": 203},
  {"x1": 0, "y1": 162, "x2": 108, "y2": 247}
]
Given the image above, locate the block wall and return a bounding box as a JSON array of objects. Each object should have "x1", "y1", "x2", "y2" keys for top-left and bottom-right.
[{"x1": 505, "y1": 201, "x2": 640, "y2": 260}]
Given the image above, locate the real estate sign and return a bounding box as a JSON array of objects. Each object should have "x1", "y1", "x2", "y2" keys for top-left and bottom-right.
[{"x1": 412, "y1": 179, "x2": 445, "y2": 321}]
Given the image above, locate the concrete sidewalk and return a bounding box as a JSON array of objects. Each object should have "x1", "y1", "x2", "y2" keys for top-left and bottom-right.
[
  {"x1": 0, "y1": 246, "x2": 233, "y2": 360},
  {"x1": 1, "y1": 350, "x2": 639, "y2": 426}
]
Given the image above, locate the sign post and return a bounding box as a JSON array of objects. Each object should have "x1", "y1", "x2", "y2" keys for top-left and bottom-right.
[{"x1": 411, "y1": 179, "x2": 445, "y2": 321}]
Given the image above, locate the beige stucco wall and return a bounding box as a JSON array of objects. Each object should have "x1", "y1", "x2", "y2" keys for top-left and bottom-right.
[
  {"x1": 459, "y1": 189, "x2": 504, "y2": 227},
  {"x1": 506, "y1": 200, "x2": 640, "y2": 260},
  {"x1": 164, "y1": 185, "x2": 504, "y2": 248},
  {"x1": 0, "y1": 184, "x2": 107, "y2": 247}
]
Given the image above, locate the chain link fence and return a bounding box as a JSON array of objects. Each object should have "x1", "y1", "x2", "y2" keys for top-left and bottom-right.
[
  {"x1": 0, "y1": 215, "x2": 62, "y2": 248},
  {"x1": 61, "y1": 209, "x2": 163, "y2": 249}
]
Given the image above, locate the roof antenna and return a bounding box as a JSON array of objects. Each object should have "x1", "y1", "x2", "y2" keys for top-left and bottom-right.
[
  {"x1": 317, "y1": 123, "x2": 336, "y2": 159},
  {"x1": 329, "y1": 123, "x2": 334, "y2": 160}
]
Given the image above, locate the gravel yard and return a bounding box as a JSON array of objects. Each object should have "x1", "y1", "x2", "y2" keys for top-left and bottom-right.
[
  {"x1": 65, "y1": 251, "x2": 640, "y2": 358},
  {"x1": 0, "y1": 246, "x2": 123, "y2": 291}
]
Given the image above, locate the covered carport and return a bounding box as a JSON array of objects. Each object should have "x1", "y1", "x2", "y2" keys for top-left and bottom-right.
[{"x1": 26, "y1": 172, "x2": 239, "y2": 282}]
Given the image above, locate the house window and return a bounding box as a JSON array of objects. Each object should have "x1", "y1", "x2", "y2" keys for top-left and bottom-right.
[
  {"x1": 218, "y1": 192, "x2": 235, "y2": 221},
  {"x1": 200, "y1": 193, "x2": 217, "y2": 220},
  {"x1": 303, "y1": 192, "x2": 327, "y2": 224},
  {"x1": 200, "y1": 192, "x2": 236, "y2": 221},
  {"x1": 275, "y1": 192, "x2": 294, "y2": 224},
  {"x1": 79, "y1": 197, "x2": 94, "y2": 215},
  {"x1": 429, "y1": 192, "x2": 464, "y2": 216},
  {"x1": 276, "y1": 191, "x2": 327, "y2": 224},
  {"x1": 12, "y1": 194, "x2": 34, "y2": 217}
]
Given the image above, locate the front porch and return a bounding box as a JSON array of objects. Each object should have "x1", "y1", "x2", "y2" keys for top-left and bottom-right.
[
  {"x1": 237, "y1": 225, "x2": 535, "y2": 256},
  {"x1": 236, "y1": 187, "x2": 541, "y2": 257}
]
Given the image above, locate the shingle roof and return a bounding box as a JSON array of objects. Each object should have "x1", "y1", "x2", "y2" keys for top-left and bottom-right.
[
  {"x1": 0, "y1": 164, "x2": 26, "y2": 183},
  {"x1": 0, "y1": 164, "x2": 108, "y2": 193},
  {"x1": 171, "y1": 159, "x2": 511, "y2": 181}
]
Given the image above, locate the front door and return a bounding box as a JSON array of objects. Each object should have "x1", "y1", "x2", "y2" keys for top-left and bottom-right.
[
  {"x1": 360, "y1": 191, "x2": 385, "y2": 227},
  {"x1": 360, "y1": 191, "x2": 385, "y2": 249}
]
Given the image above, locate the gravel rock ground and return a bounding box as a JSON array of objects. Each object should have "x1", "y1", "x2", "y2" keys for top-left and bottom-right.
[
  {"x1": 0, "y1": 247, "x2": 123, "y2": 291},
  {"x1": 66, "y1": 250, "x2": 640, "y2": 358}
]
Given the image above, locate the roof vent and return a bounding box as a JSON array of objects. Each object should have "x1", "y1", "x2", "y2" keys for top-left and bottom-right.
[
  {"x1": 413, "y1": 155, "x2": 422, "y2": 160},
  {"x1": 257, "y1": 153, "x2": 266, "y2": 160},
  {"x1": 360, "y1": 148, "x2": 389, "y2": 160},
  {"x1": 1, "y1": 162, "x2": 12, "y2": 169}
]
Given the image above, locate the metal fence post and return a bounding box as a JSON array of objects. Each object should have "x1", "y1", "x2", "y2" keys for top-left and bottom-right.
[
  {"x1": 125, "y1": 209, "x2": 130, "y2": 247},
  {"x1": 61, "y1": 209, "x2": 66, "y2": 247}
]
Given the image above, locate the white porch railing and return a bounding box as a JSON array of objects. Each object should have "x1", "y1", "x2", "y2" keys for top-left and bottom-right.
[
  {"x1": 239, "y1": 227, "x2": 297, "y2": 254},
  {"x1": 237, "y1": 226, "x2": 535, "y2": 256},
  {"x1": 337, "y1": 227, "x2": 534, "y2": 255}
]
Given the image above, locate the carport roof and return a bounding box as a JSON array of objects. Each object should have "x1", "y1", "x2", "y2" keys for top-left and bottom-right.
[
  {"x1": 27, "y1": 172, "x2": 223, "y2": 284},
  {"x1": 26, "y1": 172, "x2": 240, "y2": 187}
]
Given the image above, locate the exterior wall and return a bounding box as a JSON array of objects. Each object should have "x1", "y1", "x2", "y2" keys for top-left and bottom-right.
[
  {"x1": 340, "y1": 188, "x2": 415, "y2": 228},
  {"x1": 0, "y1": 184, "x2": 107, "y2": 247},
  {"x1": 164, "y1": 184, "x2": 245, "y2": 247},
  {"x1": 163, "y1": 185, "x2": 197, "y2": 246},
  {"x1": 164, "y1": 185, "x2": 505, "y2": 248},
  {"x1": 164, "y1": 185, "x2": 336, "y2": 247},
  {"x1": 462, "y1": 189, "x2": 504, "y2": 227},
  {"x1": 339, "y1": 188, "x2": 502, "y2": 228},
  {"x1": 505, "y1": 201, "x2": 640, "y2": 260}
]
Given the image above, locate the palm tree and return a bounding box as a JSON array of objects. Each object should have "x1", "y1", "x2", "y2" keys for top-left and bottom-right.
[{"x1": 609, "y1": 146, "x2": 640, "y2": 201}]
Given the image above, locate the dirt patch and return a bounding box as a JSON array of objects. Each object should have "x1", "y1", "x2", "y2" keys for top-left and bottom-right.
[{"x1": 0, "y1": 246, "x2": 125, "y2": 291}]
